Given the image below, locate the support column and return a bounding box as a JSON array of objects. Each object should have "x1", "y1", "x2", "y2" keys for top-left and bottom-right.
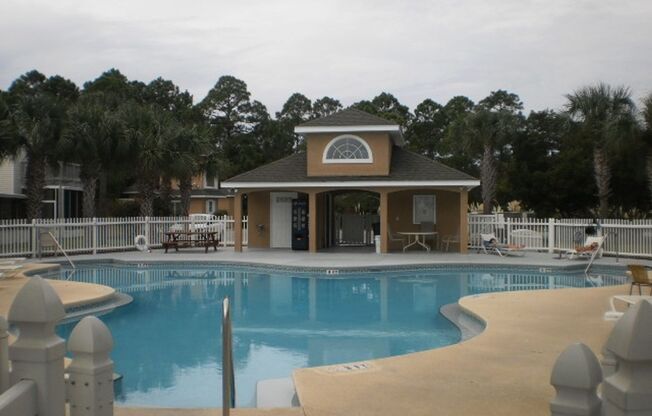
[
  {"x1": 234, "y1": 192, "x2": 243, "y2": 252},
  {"x1": 459, "y1": 189, "x2": 469, "y2": 254},
  {"x1": 380, "y1": 190, "x2": 389, "y2": 253},
  {"x1": 309, "y1": 191, "x2": 318, "y2": 253}
]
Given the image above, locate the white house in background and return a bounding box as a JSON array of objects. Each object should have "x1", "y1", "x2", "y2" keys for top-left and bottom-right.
[{"x1": 0, "y1": 155, "x2": 83, "y2": 219}]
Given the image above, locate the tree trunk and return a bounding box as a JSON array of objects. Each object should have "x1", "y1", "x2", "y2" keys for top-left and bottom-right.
[
  {"x1": 480, "y1": 143, "x2": 497, "y2": 214},
  {"x1": 159, "y1": 175, "x2": 172, "y2": 216},
  {"x1": 593, "y1": 147, "x2": 611, "y2": 218},
  {"x1": 81, "y1": 174, "x2": 98, "y2": 218},
  {"x1": 179, "y1": 176, "x2": 192, "y2": 216},
  {"x1": 138, "y1": 178, "x2": 156, "y2": 217},
  {"x1": 25, "y1": 154, "x2": 46, "y2": 220}
]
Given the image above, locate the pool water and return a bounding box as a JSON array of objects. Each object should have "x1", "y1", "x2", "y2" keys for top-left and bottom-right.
[{"x1": 57, "y1": 264, "x2": 625, "y2": 408}]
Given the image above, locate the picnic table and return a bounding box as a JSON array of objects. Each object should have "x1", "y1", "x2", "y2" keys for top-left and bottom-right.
[{"x1": 162, "y1": 231, "x2": 220, "y2": 253}]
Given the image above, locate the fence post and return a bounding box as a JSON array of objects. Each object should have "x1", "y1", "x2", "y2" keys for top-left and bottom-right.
[
  {"x1": 144, "y1": 216, "x2": 150, "y2": 244},
  {"x1": 0, "y1": 316, "x2": 9, "y2": 394},
  {"x1": 602, "y1": 299, "x2": 652, "y2": 415},
  {"x1": 506, "y1": 218, "x2": 512, "y2": 245},
  {"x1": 67, "y1": 316, "x2": 114, "y2": 416},
  {"x1": 8, "y1": 276, "x2": 66, "y2": 416},
  {"x1": 31, "y1": 218, "x2": 37, "y2": 258},
  {"x1": 549, "y1": 343, "x2": 602, "y2": 416},
  {"x1": 92, "y1": 217, "x2": 98, "y2": 255},
  {"x1": 548, "y1": 218, "x2": 555, "y2": 254}
]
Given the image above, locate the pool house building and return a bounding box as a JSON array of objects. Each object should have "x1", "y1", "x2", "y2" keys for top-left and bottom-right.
[{"x1": 222, "y1": 108, "x2": 480, "y2": 253}]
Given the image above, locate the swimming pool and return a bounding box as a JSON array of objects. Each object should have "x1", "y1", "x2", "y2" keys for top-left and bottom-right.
[{"x1": 56, "y1": 263, "x2": 625, "y2": 408}]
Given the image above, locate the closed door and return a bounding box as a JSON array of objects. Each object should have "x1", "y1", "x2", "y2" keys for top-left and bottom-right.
[{"x1": 270, "y1": 192, "x2": 297, "y2": 248}]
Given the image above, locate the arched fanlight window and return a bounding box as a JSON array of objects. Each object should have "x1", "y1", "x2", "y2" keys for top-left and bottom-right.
[{"x1": 322, "y1": 135, "x2": 373, "y2": 163}]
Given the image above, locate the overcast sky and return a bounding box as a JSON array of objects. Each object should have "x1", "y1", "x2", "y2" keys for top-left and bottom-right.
[{"x1": 1, "y1": 0, "x2": 650, "y2": 114}]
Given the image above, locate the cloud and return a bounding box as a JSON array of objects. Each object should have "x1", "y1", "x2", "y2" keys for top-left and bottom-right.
[{"x1": 1, "y1": 0, "x2": 651, "y2": 113}]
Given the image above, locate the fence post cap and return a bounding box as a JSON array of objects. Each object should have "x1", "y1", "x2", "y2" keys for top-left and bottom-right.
[
  {"x1": 606, "y1": 299, "x2": 652, "y2": 361},
  {"x1": 8, "y1": 276, "x2": 65, "y2": 324},
  {"x1": 68, "y1": 316, "x2": 113, "y2": 354},
  {"x1": 551, "y1": 343, "x2": 602, "y2": 388}
]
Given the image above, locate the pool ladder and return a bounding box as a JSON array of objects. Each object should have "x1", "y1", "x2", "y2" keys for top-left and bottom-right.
[{"x1": 222, "y1": 297, "x2": 236, "y2": 415}]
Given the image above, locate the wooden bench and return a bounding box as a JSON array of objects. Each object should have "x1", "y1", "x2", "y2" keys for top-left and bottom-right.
[{"x1": 163, "y1": 231, "x2": 220, "y2": 253}]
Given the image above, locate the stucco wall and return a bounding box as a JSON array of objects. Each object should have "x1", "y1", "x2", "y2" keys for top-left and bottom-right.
[
  {"x1": 387, "y1": 189, "x2": 461, "y2": 251},
  {"x1": 305, "y1": 132, "x2": 393, "y2": 177},
  {"x1": 247, "y1": 191, "x2": 271, "y2": 248},
  {"x1": 188, "y1": 198, "x2": 234, "y2": 215},
  {"x1": 217, "y1": 198, "x2": 234, "y2": 215},
  {"x1": 189, "y1": 199, "x2": 203, "y2": 214}
]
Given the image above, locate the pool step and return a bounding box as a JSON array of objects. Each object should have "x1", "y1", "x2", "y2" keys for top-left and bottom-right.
[
  {"x1": 256, "y1": 377, "x2": 300, "y2": 408},
  {"x1": 440, "y1": 303, "x2": 485, "y2": 341}
]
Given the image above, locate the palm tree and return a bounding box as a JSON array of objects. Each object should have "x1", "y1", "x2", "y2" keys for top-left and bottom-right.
[
  {"x1": 9, "y1": 93, "x2": 70, "y2": 219},
  {"x1": 62, "y1": 93, "x2": 123, "y2": 217},
  {"x1": 565, "y1": 83, "x2": 636, "y2": 218},
  {"x1": 121, "y1": 103, "x2": 175, "y2": 217},
  {"x1": 448, "y1": 108, "x2": 516, "y2": 214},
  {"x1": 642, "y1": 94, "x2": 652, "y2": 203},
  {"x1": 166, "y1": 124, "x2": 214, "y2": 215}
]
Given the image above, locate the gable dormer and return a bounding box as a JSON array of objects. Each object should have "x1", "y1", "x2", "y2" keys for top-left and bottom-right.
[{"x1": 294, "y1": 108, "x2": 403, "y2": 177}]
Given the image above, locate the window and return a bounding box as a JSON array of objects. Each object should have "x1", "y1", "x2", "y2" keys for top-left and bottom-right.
[
  {"x1": 322, "y1": 135, "x2": 373, "y2": 164},
  {"x1": 205, "y1": 174, "x2": 218, "y2": 188},
  {"x1": 413, "y1": 195, "x2": 436, "y2": 224},
  {"x1": 206, "y1": 200, "x2": 215, "y2": 214}
]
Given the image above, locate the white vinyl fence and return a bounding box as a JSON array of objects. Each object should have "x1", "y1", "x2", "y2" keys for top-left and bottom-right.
[
  {"x1": 0, "y1": 216, "x2": 248, "y2": 258},
  {"x1": 469, "y1": 214, "x2": 652, "y2": 258}
]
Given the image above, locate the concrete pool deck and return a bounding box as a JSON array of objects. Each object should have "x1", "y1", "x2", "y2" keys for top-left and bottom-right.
[
  {"x1": 2, "y1": 249, "x2": 650, "y2": 415},
  {"x1": 0, "y1": 262, "x2": 115, "y2": 316},
  {"x1": 33, "y1": 246, "x2": 649, "y2": 271}
]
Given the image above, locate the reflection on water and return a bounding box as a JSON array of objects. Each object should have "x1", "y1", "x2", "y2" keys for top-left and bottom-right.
[{"x1": 57, "y1": 265, "x2": 625, "y2": 408}]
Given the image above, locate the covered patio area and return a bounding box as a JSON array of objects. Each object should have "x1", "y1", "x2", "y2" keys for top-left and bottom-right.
[{"x1": 229, "y1": 184, "x2": 472, "y2": 254}]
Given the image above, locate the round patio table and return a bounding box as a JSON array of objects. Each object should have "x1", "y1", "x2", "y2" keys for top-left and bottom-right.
[{"x1": 398, "y1": 231, "x2": 438, "y2": 252}]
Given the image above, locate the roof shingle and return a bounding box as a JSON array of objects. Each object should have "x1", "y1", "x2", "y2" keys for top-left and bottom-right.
[
  {"x1": 297, "y1": 108, "x2": 398, "y2": 128},
  {"x1": 223, "y1": 147, "x2": 478, "y2": 184}
]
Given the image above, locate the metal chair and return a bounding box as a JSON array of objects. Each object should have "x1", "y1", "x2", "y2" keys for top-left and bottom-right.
[{"x1": 628, "y1": 264, "x2": 652, "y2": 295}]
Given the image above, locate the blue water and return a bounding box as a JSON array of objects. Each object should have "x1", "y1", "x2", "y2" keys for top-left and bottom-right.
[{"x1": 57, "y1": 264, "x2": 625, "y2": 408}]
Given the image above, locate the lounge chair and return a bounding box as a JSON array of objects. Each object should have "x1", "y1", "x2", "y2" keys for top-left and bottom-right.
[
  {"x1": 628, "y1": 264, "x2": 652, "y2": 295},
  {"x1": 480, "y1": 233, "x2": 525, "y2": 257},
  {"x1": 565, "y1": 235, "x2": 605, "y2": 260},
  {"x1": 604, "y1": 295, "x2": 652, "y2": 320}
]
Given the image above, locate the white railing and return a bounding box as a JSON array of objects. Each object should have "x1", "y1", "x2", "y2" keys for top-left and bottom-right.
[
  {"x1": 0, "y1": 216, "x2": 249, "y2": 257},
  {"x1": 0, "y1": 277, "x2": 115, "y2": 416},
  {"x1": 550, "y1": 299, "x2": 652, "y2": 415},
  {"x1": 468, "y1": 214, "x2": 652, "y2": 258}
]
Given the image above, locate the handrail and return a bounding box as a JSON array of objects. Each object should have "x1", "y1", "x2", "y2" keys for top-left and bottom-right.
[
  {"x1": 47, "y1": 231, "x2": 76, "y2": 270},
  {"x1": 222, "y1": 297, "x2": 235, "y2": 416},
  {"x1": 585, "y1": 232, "x2": 607, "y2": 275}
]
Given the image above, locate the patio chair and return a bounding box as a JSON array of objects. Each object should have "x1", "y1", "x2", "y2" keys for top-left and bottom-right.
[
  {"x1": 387, "y1": 224, "x2": 406, "y2": 248},
  {"x1": 420, "y1": 221, "x2": 437, "y2": 249},
  {"x1": 565, "y1": 235, "x2": 605, "y2": 260},
  {"x1": 628, "y1": 264, "x2": 652, "y2": 295},
  {"x1": 480, "y1": 233, "x2": 525, "y2": 257},
  {"x1": 441, "y1": 228, "x2": 460, "y2": 252}
]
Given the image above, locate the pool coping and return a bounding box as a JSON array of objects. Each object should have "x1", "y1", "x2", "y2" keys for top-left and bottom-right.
[{"x1": 44, "y1": 256, "x2": 629, "y2": 275}]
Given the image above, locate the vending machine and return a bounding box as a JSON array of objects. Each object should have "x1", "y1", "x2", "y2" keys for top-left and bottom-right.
[{"x1": 292, "y1": 199, "x2": 309, "y2": 250}]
